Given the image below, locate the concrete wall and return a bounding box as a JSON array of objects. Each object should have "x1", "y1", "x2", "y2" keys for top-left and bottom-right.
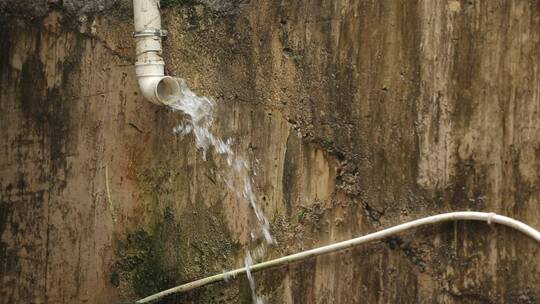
[{"x1": 1, "y1": 1, "x2": 539, "y2": 303}]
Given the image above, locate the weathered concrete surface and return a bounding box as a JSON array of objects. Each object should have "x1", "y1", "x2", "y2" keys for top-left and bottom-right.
[
  {"x1": 0, "y1": 0, "x2": 126, "y2": 18},
  {"x1": 1, "y1": 0, "x2": 539, "y2": 303}
]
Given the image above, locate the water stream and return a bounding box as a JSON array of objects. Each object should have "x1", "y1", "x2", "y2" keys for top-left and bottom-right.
[{"x1": 167, "y1": 78, "x2": 273, "y2": 303}]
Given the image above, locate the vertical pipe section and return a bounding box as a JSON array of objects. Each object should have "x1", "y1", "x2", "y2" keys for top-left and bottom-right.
[{"x1": 133, "y1": 0, "x2": 180, "y2": 105}]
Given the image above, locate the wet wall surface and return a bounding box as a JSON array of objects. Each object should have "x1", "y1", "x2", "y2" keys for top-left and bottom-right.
[{"x1": 1, "y1": 1, "x2": 539, "y2": 303}]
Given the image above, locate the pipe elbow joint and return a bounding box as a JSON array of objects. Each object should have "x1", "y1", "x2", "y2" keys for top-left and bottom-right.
[
  {"x1": 135, "y1": 61, "x2": 180, "y2": 105},
  {"x1": 136, "y1": 74, "x2": 180, "y2": 106},
  {"x1": 133, "y1": 0, "x2": 179, "y2": 106}
]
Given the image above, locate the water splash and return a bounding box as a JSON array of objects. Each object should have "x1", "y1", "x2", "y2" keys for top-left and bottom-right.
[
  {"x1": 167, "y1": 78, "x2": 274, "y2": 302},
  {"x1": 245, "y1": 251, "x2": 264, "y2": 304}
]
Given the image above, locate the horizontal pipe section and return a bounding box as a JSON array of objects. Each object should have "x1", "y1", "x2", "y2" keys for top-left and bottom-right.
[{"x1": 136, "y1": 211, "x2": 540, "y2": 303}]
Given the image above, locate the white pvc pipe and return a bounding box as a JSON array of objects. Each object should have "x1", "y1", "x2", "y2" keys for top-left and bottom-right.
[
  {"x1": 133, "y1": 0, "x2": 180, "y2": 105},
  {"x1": 136, "y1": 211, "x2": 540, "y2": 303}
]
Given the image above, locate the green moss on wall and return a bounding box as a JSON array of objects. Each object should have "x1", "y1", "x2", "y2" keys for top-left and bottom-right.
[
  {"x1": 160, "y1": 0, "x2": 197, "y2": 7},
  {"x1": 112, "y1": 227, "x2": 179, "y2": 297},
  {"x1": 112, "y1": 167, "x2": 240, "y2": 300}
]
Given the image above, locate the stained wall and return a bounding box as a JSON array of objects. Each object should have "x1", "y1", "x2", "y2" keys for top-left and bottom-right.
[{"x1": 1, "y1": 1, "x2": 539, "y2": 303}]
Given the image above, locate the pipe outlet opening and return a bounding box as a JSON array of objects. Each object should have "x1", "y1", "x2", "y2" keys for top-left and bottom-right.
[{"x1": 156, "y1": 76, "x2": 181, "y2": 105}]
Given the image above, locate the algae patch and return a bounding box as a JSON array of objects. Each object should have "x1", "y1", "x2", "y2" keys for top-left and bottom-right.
[
  {"x1": 160, "y1": 0, "x2": 197, "y2": 7},
  {"x1": 112, "y1": 227, "x2": 178, "y2": 297},
  {"x1": 111, "y1": 167, "x2": 240, "y2": 300}
]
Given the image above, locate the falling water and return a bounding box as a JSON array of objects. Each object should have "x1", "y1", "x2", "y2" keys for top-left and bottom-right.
[{"x1": 167, "y1": 78, "x2": 274, "y2": 303}]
